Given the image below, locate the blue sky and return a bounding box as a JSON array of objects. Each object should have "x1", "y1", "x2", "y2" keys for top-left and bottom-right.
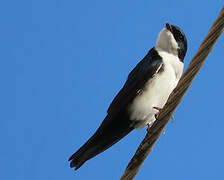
[{"x1": 1, "y1": 0, "x2": 224, "y2": 180}]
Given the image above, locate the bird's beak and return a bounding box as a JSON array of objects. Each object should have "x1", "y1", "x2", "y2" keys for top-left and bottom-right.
[{"x1": 166, "y1": 23, "x2": 172, "y2": 31}]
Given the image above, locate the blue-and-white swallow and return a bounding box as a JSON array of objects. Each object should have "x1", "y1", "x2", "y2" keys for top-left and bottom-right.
[{"x1": 69, "y1": 23, "x2": 187, "y2": 170}]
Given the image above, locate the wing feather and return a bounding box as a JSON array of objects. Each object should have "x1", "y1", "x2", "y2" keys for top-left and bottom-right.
[{"x1": 107, "y1": 47, "x2": 163, "y2": 115}]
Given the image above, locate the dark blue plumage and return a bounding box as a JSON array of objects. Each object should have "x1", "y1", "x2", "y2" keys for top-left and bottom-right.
[
  {"x1": 69, "y1": 23, "x2": 187, "y2": 170},
  {"x1": 107, "y1": 48, "x2": 163, "y2": 115},
  {"x1": 69, "y1": 48, "x2": 163, "y2": 170}
]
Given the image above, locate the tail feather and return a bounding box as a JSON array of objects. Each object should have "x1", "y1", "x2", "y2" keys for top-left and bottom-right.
[{"x1": 68, "y1": 112, "x2": 134, "y2": 170}]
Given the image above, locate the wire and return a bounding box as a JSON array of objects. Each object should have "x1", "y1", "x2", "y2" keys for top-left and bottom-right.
[{"x1": 120, "y1": 7, "x2": 224, "y2": 180}]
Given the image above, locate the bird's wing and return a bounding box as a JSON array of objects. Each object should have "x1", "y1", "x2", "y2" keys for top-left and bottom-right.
[
  {"x1": 107, "y1": 47, "x2": 163, "y2": 115},
  {"x1": 69, "y1": 47, "x2": 164, "y2": 170}
]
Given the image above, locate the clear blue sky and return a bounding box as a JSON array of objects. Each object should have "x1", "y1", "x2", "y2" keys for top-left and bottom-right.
[{"x1": 1, "y1": 0, "x2": 224, "y2": 179}]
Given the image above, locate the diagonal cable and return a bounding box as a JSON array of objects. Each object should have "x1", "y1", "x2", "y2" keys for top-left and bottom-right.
[{"x1": 120, "y1": 7, "x2": 224, "y2": 180}]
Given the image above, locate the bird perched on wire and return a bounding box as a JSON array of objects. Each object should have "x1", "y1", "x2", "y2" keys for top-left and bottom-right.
[{"x1": 69, "y1": 23, "x2": 187, "y2": 170}]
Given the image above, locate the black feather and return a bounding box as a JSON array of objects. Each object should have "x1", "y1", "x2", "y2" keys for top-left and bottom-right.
[
  {"x1": 69, "y1": 47, "x2": 163, "y2": 170},
  {"x1": 69, "y1": 110, "x2": 135, "y2": 170}
]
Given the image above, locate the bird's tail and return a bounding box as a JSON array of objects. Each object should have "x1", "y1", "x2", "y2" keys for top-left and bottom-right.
[{"x1": 68, "y1": 112, "x2": 134, "y2": 170}]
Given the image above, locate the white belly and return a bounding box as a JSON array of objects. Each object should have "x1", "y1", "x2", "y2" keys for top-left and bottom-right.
[{"x1": 128, "y1": 53, "x2": 183, "y2": 128}]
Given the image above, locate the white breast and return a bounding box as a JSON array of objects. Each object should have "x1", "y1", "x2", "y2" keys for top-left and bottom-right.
[{"x1": 128, "y1": 48, "x2": 184, "y2": 128}]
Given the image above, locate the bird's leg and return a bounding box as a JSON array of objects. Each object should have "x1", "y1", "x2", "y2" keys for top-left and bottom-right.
[
  {"x1": 154, "y1": 106, "x2": 175, "y2": 122},
  {"x1": 153, "y1": 106, "x2": 162, "y2": 120},
  {"x1": 147, "y1": 123, "x2": 152, "y2": 132}
]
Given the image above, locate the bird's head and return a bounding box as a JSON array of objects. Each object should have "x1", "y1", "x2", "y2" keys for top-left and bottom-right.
[{"x1": 156, "y1": 23, "x2": 187, "y2": 62}]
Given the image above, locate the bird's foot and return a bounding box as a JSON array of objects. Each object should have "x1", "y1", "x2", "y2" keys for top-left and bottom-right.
[
  {"x1": 147, "y1": 123, "x2": 152, "y2": 132},
  {"x1": 153, "y1": 107, "x2": 175, "y2": 122},
  {"x1": 153, "y1": 106, "x2": 162, "y2": 120}
]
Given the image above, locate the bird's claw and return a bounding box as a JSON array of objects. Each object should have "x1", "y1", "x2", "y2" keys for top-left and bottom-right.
[
  {"x1": 153, "y1": 106, "x2": 162, "y2": 120},
  {"x1": 153, "y1": 107, "x2": 175, "y2": 123},
  {"x1": 153, "y1": 107, "x2": 162, "y2": 111},
  {"x1": 147, "y1": 123, "x2": 152, "y2": 132}
]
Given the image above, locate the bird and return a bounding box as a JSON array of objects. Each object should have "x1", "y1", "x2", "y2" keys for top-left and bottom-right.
[{"x1": 69, "y1": 23, "x2": 187, "y2": 170}]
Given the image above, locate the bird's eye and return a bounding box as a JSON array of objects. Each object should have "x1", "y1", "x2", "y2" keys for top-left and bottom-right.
[{"x1": 173, "y1": 28, "x2": 184, "y2": 42}]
